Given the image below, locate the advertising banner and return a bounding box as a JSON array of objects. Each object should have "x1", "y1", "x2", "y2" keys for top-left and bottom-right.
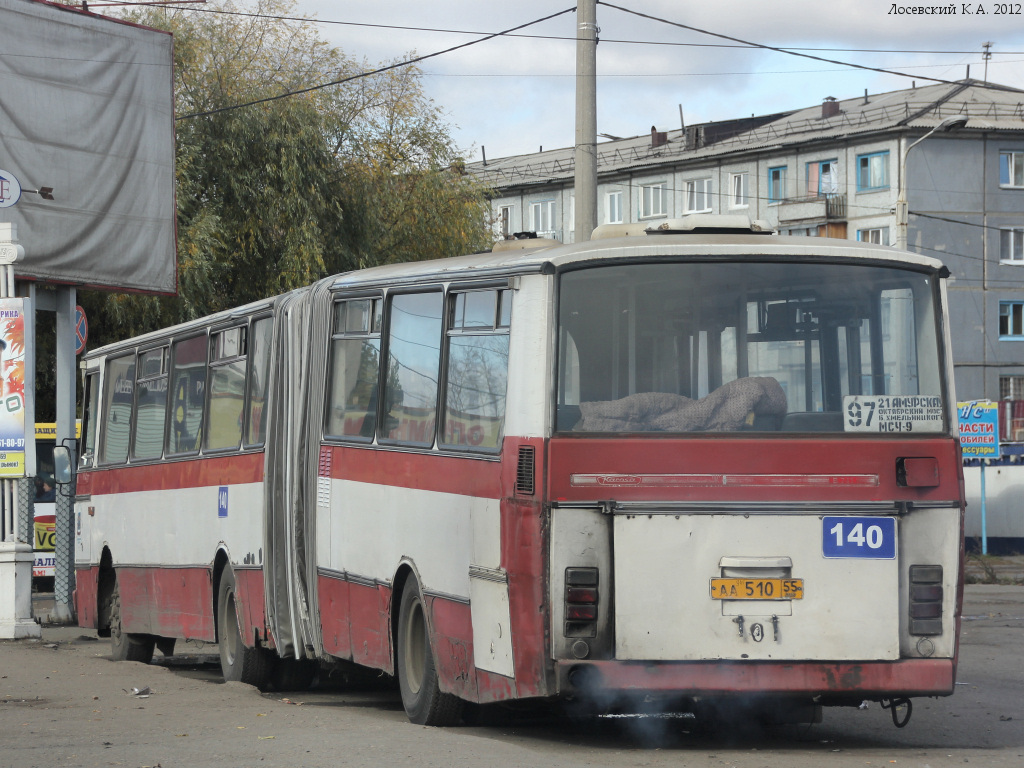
[
  {"x1": 0, "y1": 298, "x2": 26, "y2": 476},
  {"x1": 958, "y1": 400, "x2": 1000, "y2": 457},
  {"x1": 0, "y1": 0, "x2": 176, "y2": 294}
]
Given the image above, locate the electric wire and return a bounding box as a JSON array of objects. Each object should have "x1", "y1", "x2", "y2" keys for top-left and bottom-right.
[{"x1": 174, "y1": 6, "x2": 576, "y2": 120}]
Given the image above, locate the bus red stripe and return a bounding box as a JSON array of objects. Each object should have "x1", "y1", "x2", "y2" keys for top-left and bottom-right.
[
  {"x1": 324, "y1": 444, "x2": 504, "y2": 498},
  {"x1": 77, "y1": 452, "x2": 265, "y2": 495}
]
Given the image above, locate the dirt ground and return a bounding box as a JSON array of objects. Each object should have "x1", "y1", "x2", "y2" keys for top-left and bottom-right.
[{"x1": 2, "y1": 584, "x2": 1023, "y2": 768}]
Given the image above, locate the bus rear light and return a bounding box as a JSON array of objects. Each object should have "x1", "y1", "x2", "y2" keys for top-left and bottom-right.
[
  {"x1": 564, "y1": 567, "x2": 599, "y2": 638},
  {"x1": 566, "y1": 605, "x2": 598, "y2": 621},
  {"x1": 909, "y1": 602, "x2": 942, "y2": 619},
  {"x1": 910, "y1": 584, "x2": 943, "y2": 602},
  {"x1": 566, "y1": 587, "x2": 598, "y2": 604},
  {"x1": 909, "y1": 564, "x2": 943, "y2": 636},
  {"x1": 565, "y1": 567, "x2": 599, "y2": 587}
]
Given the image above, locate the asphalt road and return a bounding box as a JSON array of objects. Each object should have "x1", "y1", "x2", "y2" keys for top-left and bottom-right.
[{"x1": 1, "y1": 584, "x2": 1022, "y2": 768}]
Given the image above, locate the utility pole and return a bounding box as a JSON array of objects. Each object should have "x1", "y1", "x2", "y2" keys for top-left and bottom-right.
[
  {"x1": 573, "y1": 0, "x2": 598, "y2": 244},
  {"x1": 982, "y1": 41, "x2": 993, "y2": 83}
]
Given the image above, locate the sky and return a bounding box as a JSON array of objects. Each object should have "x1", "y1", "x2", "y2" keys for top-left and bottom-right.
[{"x1": 283, "y1": 1, "x2": 1024, "y2": 162}]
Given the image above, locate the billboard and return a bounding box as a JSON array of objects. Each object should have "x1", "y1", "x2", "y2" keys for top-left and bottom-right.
[
  {"x1": 0, "y1": 0, "x2": 176, "y2": 294},
  {"x1": 0, "y1": 298, "x2": 26, "y2": 476},
  {"x1": 957, "y1": 400, "x2": 1000, "y2": 457}
]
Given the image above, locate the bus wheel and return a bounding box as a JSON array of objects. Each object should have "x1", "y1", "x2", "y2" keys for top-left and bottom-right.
[
  {"x1": 396, "y1": 579, "x2": 463, "y2": 726},
  {"x1": 109, "y1": 581, "x2": 155, "y2": 664},
  {"x1": 271, "y1": 657, "x2": 317, "y2": 691},
  {"x1": 217, "y1": 567, "x2": 271, "y2": 689}
]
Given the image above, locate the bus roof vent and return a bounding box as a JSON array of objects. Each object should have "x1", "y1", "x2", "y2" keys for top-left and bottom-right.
[{"x1": 591, "y1": 215, "x2": 775, "y2": 240}]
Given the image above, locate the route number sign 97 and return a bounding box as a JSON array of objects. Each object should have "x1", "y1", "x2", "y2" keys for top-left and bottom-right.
[{"x1": 843, "y1": 396, "x2": 944, "y2": 434}]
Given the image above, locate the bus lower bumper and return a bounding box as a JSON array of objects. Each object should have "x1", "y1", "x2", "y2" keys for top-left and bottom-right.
[{"x1": 558, "y1": 658, "x2": 955, "y2": 700}]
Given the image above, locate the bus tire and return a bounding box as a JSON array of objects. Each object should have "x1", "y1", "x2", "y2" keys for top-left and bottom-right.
[
  {"x1": 396, "y1": 579, "x2": 463, "y2": 726},
  {"x1": 271, "y1": 657, "x2": 317, "y2": 691},
  {"x1": 108, "y1": 581, "x2": 155, "y2": 664},
  {"x1": 217, "y1": 567, "x2": 271, "y2": 689}
]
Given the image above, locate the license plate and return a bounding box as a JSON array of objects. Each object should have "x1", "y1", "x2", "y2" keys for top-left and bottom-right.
[{"x1": 710, "y1": 578, "x2": 804, "y2": 600}]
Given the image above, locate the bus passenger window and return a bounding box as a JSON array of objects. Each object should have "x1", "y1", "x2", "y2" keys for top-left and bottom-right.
[
  {"x1": 167, "y1": 335, "x2": 208, "y2": 455},
  {"x1": 100, "y1": 354, "x2": 135, "y2": 464},
  {"x1": 245, "y1": 317, "x2": 273, "y2": 446},
  {"x1": 207, "y1": 327, "x2": 247, "y2": 451},
  {"x1": 383, "y1": 292, "x2": 443, "y2": 445},
  {"x1": 132, "y1": 347, "x2": 168, "y2": 460},
  {"x1": 326, "y1": 299, "x2": 382, "y2": 440},
  {"x1": 442, "y1": 289, "x2": 510, "y2": 450}
]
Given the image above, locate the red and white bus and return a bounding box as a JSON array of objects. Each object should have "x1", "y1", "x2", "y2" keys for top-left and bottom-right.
[{"x1": 74, "y1": 217, "x2": 965, "y2": 727}]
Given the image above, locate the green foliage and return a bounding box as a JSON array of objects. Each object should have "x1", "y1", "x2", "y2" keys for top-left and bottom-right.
[{"x1": 84, "y1": 0, "x2": 491, "y2": 344}]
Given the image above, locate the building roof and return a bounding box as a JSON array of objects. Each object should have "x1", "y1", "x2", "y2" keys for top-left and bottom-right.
[{"x1": 469, "y1": 79, "x2": 1024, "y2": 191}]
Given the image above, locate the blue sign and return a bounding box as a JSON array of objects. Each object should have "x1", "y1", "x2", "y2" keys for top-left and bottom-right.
[
  {"x1": 823, "y1": 516, "x2": 897, "y2": 559},
  {"x1": 957, "y1": 400, "x2": 999, "y2": 457},
  {"x1": 218, "y1": 486, "x2": 228, "y2": 518}
]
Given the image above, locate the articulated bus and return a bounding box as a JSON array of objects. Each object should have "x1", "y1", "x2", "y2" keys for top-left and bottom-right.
[{"x1": 74, "y1": 217, "x2": 965, "y2": 727}]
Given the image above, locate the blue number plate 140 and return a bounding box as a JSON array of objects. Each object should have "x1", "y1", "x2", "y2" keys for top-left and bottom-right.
[{"x1": 822, "y1": 516, "x2": 897, "y2": 559}]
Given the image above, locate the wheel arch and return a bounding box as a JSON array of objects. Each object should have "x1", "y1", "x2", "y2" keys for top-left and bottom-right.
[
  {"x1": 96, "y1": 546, "x2": 115, "y2": 637},
  {"x1": 212, "y1": 548, "x2": 231, "y2": 644},
  {"x1": 390, "y1": 560, "x2": 421, "y2": 672}
]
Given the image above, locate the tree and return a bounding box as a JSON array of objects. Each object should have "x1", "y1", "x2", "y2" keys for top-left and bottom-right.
[
  {"x1": 86, "y1": 0, "x2": 491, "y2": 342},
  {"x1": 37, "y1": 0, "x2": 492, "y2": 421}
]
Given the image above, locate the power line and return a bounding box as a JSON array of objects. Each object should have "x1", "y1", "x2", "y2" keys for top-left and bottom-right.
[
  {"x1": 175, "y1": 6, "x2": 576, "y2": 120},
  {"x1": 144, "y1": 4, "x2": 1024, "y2": 56},
  {"x1": 598, "y1": 0, "x2": 961, "y2": 88}
]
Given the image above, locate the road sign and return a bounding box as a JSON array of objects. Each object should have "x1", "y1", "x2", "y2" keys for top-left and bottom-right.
[{"x1": 74, "y1": 305, "x2": 88, "y2": 355}]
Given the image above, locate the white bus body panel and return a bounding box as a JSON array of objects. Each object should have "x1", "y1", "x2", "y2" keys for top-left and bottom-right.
[
  {"x1": 613, "y1": 513, "x2": 900, "y2": 661},
  {"x1": 80, "y1": 481, "x2": 265, "y2": 567},
  {"x1": 318, "y1": 477, "x2": 515, "y2": 677}
]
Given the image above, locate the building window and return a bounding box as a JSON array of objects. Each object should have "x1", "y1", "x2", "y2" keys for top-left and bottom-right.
[
  {"x1": 605, "y1": 190, "x2": 623, "y2": 224},
  {"x1": 1000, "y1": 151, "x2": 1024, "y2": 187},
  {"x1": 729, "y1": 172, "x2": 749, "y2": 208},
  {"x1": 684, "y1": 178, "x2": 711, "y2": 213},
  {"x1": 641, "y1": 183, "x2": 667, "y2": 218},
  {"x1": 529, "y1": 200, "x2": 556, "y2": 237},
  {"x1": 856, "y1": 151, "x2": 889, "y2": 191},
  {"x1": 857, "y1": 227, "x2": 890, "y2": 245},
  {"x1": 768, "y1": 166, "x2": 787, "y2": 204},
  {"x1": 807, "y1": 159, "x2": 839, "y2": 197},
  {"x1": 1000, "y1": 227, "x2": 1024, "y2": 263},
  {"x1": 498, "y1": 205, "x2": 514, "y2": 238},
  {"x1": 1000, "y1": 301, "x2": 1024, "y2": 339},
  {"x1": 1001, "y1": 375, "x2": 1024, "y2": 399}
]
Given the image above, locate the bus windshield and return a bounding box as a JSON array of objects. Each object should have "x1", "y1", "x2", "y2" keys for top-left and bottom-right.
[{"x1": 556, "y1": 260, "x2": 946, "y2": 434}]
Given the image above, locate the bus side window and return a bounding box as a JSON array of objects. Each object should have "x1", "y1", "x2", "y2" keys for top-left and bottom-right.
[
  {"x1": 167, "y1": 335, "x2": 208, "y2": 455},
  {"x1": 441, "y1": 289, "x2": 510, "y2": 450},
  {"x1": 100, "y1": 354, "x2": 136, "y2": 464},
  {"x1": 245, "y1": 317, "x2": 273, "y2": 447},
  {"x1": 382, "y1": 291, "x2": 443, "y2": 446},
  {"x1": 132, "y1": 347, "x2": 168, "y2": 460},
  {"x1": 326, "y1": 298, "x2": 382, "y2": 441},
  {"x1": 207, "y1": 327, "x2": 247, "y2": 451}
]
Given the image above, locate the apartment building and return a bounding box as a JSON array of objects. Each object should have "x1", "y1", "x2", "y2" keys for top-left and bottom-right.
[{"x1": 469, "y1": 79, "x2": 1024, "y2": 408}]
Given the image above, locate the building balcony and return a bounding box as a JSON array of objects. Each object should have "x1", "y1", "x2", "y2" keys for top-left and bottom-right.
[{"x1": 777, "y1": 193, "x2": 847, "y2": 223}]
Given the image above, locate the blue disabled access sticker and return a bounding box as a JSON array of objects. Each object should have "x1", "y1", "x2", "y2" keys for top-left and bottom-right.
[
  {"x1": 822, "y1": 516, "x2": 896, "y2": 559},
  {"x1": 218, "y1": 486, "x2": 229, "y2": 518}
]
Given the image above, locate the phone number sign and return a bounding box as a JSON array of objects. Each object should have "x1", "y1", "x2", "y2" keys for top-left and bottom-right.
[{"x1": 957, "y1": 400, "x2": 999, "y2": 457}]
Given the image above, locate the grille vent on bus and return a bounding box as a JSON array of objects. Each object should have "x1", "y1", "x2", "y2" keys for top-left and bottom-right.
[{"x1": 516, "y1": 446, "x2": 536, "y2": 496}]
